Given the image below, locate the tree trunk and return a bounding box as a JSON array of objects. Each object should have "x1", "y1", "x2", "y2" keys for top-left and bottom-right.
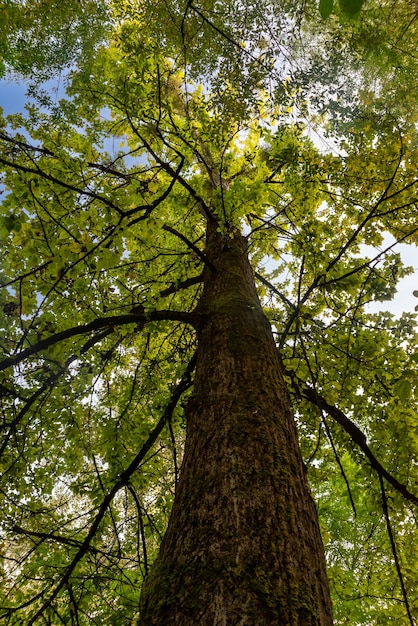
[{"x1": 138, "y1": 220, "x2": 333, "y2": 625}]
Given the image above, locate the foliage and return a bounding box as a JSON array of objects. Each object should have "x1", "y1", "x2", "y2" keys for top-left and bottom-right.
[
  {"x1": 319, "y1": 0, "x2": 365, "y2": 19},
  {"x1": 0, "y1": 0, "x2": 109, "y2": 82},
  {"x1": 0, "y1": 0, "x2": 418, "y2": 624}
]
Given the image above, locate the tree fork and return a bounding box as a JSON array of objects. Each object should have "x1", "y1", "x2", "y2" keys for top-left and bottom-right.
[{"x1": 138, "y1": 220, "x2": 333, "y2": 625}]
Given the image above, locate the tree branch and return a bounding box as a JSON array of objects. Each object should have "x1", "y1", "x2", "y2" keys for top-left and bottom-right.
[
  {"x1": 0, "y1": 310, "x2": 197, "y2": 372},
  {"x1": 254, "y1": 271, "x2": 295, "y2": 309},
  {"x1": 11, "y1": 525, "x2": 115, "y2": 558},
  {"x1": 122, "y1": 110, "x2": 214, "y2": 220},
  {"x1": 0, "y1": 155, "x2": 125, "y2": 215},
  {"x1": 301, "y1": 385, "x2": 418, "y2": 506},
  {"x1": 379, "y1": 476, "x2": 414, "y2": 625},
  {"x1": 159, "y1": 274, "x2": 203, "y2": 298},
  {"x1": 320, "y1": 225, "x2": 418, "y2": 289},
  {"x1": 25, "y1": 351, "x2": 197, "y2": 625},
  {"x1": 0, "y1": 329, "x2": 113, "y2": 458},
  {"x1": 125, "y1": 153, "x2": 186, "y2": 223},
  {"x1": 162, "y1": 225, "x2": 215, "y2": 271}
]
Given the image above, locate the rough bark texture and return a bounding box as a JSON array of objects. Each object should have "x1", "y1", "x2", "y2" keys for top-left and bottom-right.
[{"x1": 139, "y1": 221, "x2": 333, "y2": 625}]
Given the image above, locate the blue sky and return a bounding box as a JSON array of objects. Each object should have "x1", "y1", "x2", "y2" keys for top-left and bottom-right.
[
  {"x1": 1, "y1": 78, "x2": 417, "y2": 317},
  {"x1": 0, "y1": 79, "x2": 28, "y2": 116},
  {"x1": 0, "y1": 74, "x2": 68, "y2": 116},
  {"x1": 364, "y1": 237, "x2": 417, "y2": 316}
]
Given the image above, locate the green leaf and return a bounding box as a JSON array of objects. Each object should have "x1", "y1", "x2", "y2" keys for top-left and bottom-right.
[
  {"x1": 319, "y1": 0, "x2": 334, "y2": 19},
  {"x1": 338, "y1": 0, "x2": 365, "y2": 16},
  {"x1": 395, "y1": 378, "x2": 412, "y2": 401}
]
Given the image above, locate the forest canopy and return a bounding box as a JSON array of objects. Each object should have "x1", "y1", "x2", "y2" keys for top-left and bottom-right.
[{"x1": 0, "y1": 1, "x2": 418, "y2": 624}]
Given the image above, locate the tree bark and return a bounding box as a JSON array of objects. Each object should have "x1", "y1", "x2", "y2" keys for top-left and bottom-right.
[{"x1": 138, "y1": 220, "x2": 333, "y2": 625}]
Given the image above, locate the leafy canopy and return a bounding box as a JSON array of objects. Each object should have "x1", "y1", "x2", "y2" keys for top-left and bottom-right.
[
  {"x1": 0, "y1": 1, "x2": 418, "y2": 624},
  {"x1": 0, "y1": 0, "x2": 109, "y2": 82}
]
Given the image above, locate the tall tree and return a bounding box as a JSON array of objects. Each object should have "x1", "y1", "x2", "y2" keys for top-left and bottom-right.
[{"x1": 1, "y1": 1, "x2": 418, "y2": 624}]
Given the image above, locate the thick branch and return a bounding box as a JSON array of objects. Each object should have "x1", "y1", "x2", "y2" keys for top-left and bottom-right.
[
  {"x1": 254, "y1": 271, "x2": 295, "y2": 309},
  {"x1": 0, "y1": 130, "x2": 54, "y2": 157},
  {"x1": 123, "y1": 111, "x2": 213, "y2": 220},
  {"x1": 302, "y1": 385, "x2": 418, "y2": 506},
  {"x1": 25, "y1": 351, "x2": 197, "y2": 625},
  {"x1": 159, "y1": 274, "x2": 203, "y2": 298},
  {"x1": 0, "y1": 129, "x2": 182, "y2": 225},
  {"x1": 11, "y1": 525, "x2": 114, "y2": 558},
  {"x1": 320, "y1": 225, "x2": 418, "y2": 289},
  {"x1": 322, "y1": 144, "x2": 405, "y2": 279},
  {"x1": 188, "y1": 3, "x2": 271, "y2": 74},
  {"x1": 0, "y1": 310, "x2": 196, "y2": 372},
  {"x1": 125, "y1": 154, "x2": 185, "y2": 222}
]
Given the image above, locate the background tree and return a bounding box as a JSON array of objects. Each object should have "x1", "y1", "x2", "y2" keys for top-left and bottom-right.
[{"x1": 1, "y1": 0, "x2": 418, "y2": 624}]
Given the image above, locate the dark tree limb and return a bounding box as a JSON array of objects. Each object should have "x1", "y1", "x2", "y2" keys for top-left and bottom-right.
[
  {"x1": 0, "y1": 155, "x2": 125, "y2": 215},
  {"x1": 254, "y1": 271, "x2": 295, "y2": 309},
  {"x1": 301, "y1": 385, "x2": 418, "y2": 506},
  {"x1": 24, "y1": 351, "x2": 197, "y2": 625},
  {"x1": 162, "y1": 225, "x2": 215, "y2": 271},
  {"x1": 11, "y1": 525, "x2": 116, "y2": 558},
  {"x1": 128, "y1": 485, "x2": 149, "y2": 576},
  {"x1": 321, "y1": 413, "x2": 357, "y2": 517},
  {"x1": 0, "y1": 130, "x2": 55, "y2": 157},
  {"x1": 0, "y1": 261, "x2": 52, "y2": 289},
  {"x1": 188, "y1": 3, "x2": 271, "y2": 73},
  {"x1": 379, "y1": 475, "x2": 414, "y2": 625},
  {"x1": 159, "y1": 274, "x2": 203, "y2": 298},
  {"x1": 320, "y1": 225, "x2": 418, "y2": 289},
  {"x1": 121, "y1": 109, "x2": 214, "y2": 221},
  {"x1": 0, "y1": 329, "x2": 113, "y2": 457},
  {"x1": 125, "y1": 154, "x2": 186, "y2": 223},
  {"x1": 299, "y1": 333, "x2": 357, "y2": 515},
  {"x1": 0, "y1": 310, "x2": 197, "y2": 372}
]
